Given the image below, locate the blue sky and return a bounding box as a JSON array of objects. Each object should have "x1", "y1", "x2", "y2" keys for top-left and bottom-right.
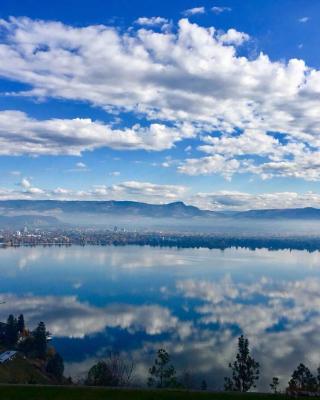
[{"x1": 0, "y1": 0, "x2": 320, "y2": 210}]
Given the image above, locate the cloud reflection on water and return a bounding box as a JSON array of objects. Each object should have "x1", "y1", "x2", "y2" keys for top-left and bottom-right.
[{"x1": 1, "y1": 246, "x2": 320, "y2": 389}]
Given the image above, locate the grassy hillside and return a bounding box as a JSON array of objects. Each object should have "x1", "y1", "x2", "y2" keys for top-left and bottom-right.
[
  {"x1": 0, "y1": 386, "x2": 306, "y2": 400},
  {"x1": 0, "y1": 354, "x2": 53, "y2": 384}
]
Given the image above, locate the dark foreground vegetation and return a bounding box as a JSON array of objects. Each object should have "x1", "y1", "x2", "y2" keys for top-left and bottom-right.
[
  {"x1": 0, "y1": 385, "x2": 306, "y2": 400},
  {"x1": 0, "y1": 314, "x2": 65, "y2": 384},
  {"x1": 1, "y1": 315, "x2": 320, "y2": 397}
]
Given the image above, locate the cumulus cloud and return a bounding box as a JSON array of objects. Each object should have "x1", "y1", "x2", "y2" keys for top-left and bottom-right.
[
  {"x1": 135, "y1": 17, "x2": 169, "y2": 26},
  {"x1": 20, "y1": 177, "x2": 31, "y2": 189},
  {"x1": 0, "y1": 180, "x2": 188, "y2": 203},
  {"x1": 1, "y1": 17, "x2": 320, "y2": 179},
  {"x1": 17, "y1": 177, "x2": 44, "y2": 195},
  {"x1": 182, "y1": 7, "x2": 205, "y2": 16},
  {"x1": 178, "y1": 155, "x2": 240, "y2": 180},
  {"x1": 180, "y1": 128, "x2": 320, "y2": 181},
  {"x1": 91, "y1": 181, "x2": 188, "y2": 202},
  {"x1": 218, "y1": 28, "x2": 250, "y2": 46},
  {"x1": 0, "y1": 110, "x2": 195, "y2": 155}
]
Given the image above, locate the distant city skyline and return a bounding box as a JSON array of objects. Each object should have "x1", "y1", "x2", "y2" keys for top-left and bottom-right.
[{"x1": 1, "y1": 0, "x2": 320, "y2": 210}]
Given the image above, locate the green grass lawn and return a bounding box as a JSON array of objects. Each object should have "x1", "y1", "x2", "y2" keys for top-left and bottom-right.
[{"x1": 0, "y1": 386, "x2": 302, "y2": 400}]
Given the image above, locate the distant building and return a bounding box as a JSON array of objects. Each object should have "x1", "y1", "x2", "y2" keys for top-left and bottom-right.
[{"x1": 0, "y1": 351, "x2": 17, "y2": 364}]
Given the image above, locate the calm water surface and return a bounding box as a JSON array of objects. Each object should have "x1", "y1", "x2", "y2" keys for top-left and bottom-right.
[{"x1": 0, "y1": 245, "x2": 320, "y2": 390}]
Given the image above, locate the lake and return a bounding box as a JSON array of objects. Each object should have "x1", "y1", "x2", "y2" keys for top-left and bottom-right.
[{"x1": 0, "y1": 245, "x2": 320, "y2": 390}]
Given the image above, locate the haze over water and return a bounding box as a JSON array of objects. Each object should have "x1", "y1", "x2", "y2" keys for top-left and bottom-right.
[{"x1": 1, "y1": 245, "x2": 320, "y2": 390}]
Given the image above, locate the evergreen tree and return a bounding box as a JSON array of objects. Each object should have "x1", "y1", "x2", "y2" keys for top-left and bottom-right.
[
  {"x1": 270, "y1": 377, "x2": 280, "y2": 394},
  {"x1": 288, "y1": 364, "x2": 317, "y2": 392},
  {"x1": 224, "y1": 335, "x2": 260, "y2": 392},
  {"x1": 5, "y1": 314, "x2": 19, "y2": 346},
  {"x1": 33, "y1": 321, "x2": 48, "y2": 359},
  {"x1": 46, "y1": 352, "x2": 64, "y2": 381},
  {"x1": 18, "y1": 335, "x2": 36, "y2": 357},
  {"x1": 147, "y1": 348, "x2": 178, "y2": 388},
  {"x1": 17, "y1": 314, "x2": 25, "y2": 334}
]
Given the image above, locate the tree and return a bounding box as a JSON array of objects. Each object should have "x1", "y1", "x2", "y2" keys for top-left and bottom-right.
[
  {"x1": 17, "y1": 314, "x2": 25, "y2": 334},
  {"x1": 86, "y1": 361, "x2": 117, "y2": 386},
  {"x1": 180, "y1": 370, "x2": 195, "y2": 390},
  {"x1": 287, "y1": 364, "x2": 317, "y2": 392},
  {"x1": 201, "y1": 379, "x2": 207, "y2": 391},
  {"x1": 46, "y1": 352, "x2": 64, "y2": 381},
  {"x1": 270, "y1": 377, "x2": 280, "y2": 394},
  {"x1": 317, "y1": 365, "x2": 320, "y2": 388},
  {"x1": 86, "y1": 353, "x2": 134, "y2": 387},
  {"x1": 18, "y1": 335, "x2": 36, "y2": 357},
  {"x1": 5, "y1": 314, "x2": 19, "y2": 346},
  {"x1": 33, "y1": 321, "x2": 48, "y2": 359},
  {"x1": 147, "y1": 348, "x2": 178, "y2": 388},
  {"x1": 224, "y1": 335, "x2": 260, "y2": 392}
]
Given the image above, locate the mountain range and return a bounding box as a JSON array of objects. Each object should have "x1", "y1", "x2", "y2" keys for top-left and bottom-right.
[{"x1": 0, "y1": 200, "x2": 320, "y2": 227}]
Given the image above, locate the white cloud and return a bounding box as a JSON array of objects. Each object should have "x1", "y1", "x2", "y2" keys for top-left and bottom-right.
[
  {"x1": 299, "y1": 16, "x2": 309, "y2": 23},
  {"x1": 17, "y1": 177, "x2": 44, "y2": 195},
  {"x1": 76, "y1": 162, "x2": 86, "y2": 168},
  {"x1": 92, "y1": 181, "x2": 188, "y2": 201},
  {"x1": 211, "y1": 6, "x2": 232, "y2": 14},
  {"x1": 182, "y1": 7, "x2": 205, "y2": 16},
  {"x1": 135, "y1": 17, "x2": 168, "y2": 26},
  {"x1": 218, "y1": 28, "x2": 250, "y2": 46},
  {"x1": 0, "y1": 110, "x2": 195, "y2": 155},
  {"x1": 1, "y1": 18, "x2": 320, "y2": 180},
  {"x1": 178, "y1": 155, "x2": 240, "y2": 180},
  {"x1": 20, "y1": 177, "x2": 31, "y2": 189},
  {"x1": 4, "y1": 177, "x2": 320, "y2": 211},
  {"x1": 191, "y1": 190, "x2": 320, "y2": 211},
  {"x1": 10, "y1": 170, "x2": 21, "y2": 176},
  {"x1": 0, "y1": 180, "x2": 188, "y2": 203}
]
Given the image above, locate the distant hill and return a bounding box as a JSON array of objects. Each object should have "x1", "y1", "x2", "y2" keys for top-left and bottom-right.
[
  {"x1": 0, "y1": 351, "x2": 56, "y2": 384},
  {"x1": 233, "y1": 207, "x2": 320, "y2": 220},
  {"x1": 0, "y1": 200, "x2": 218, "y2": 219},
  {"x1": 0, "y1": 201, "x2": 320, "y2": 226}
]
